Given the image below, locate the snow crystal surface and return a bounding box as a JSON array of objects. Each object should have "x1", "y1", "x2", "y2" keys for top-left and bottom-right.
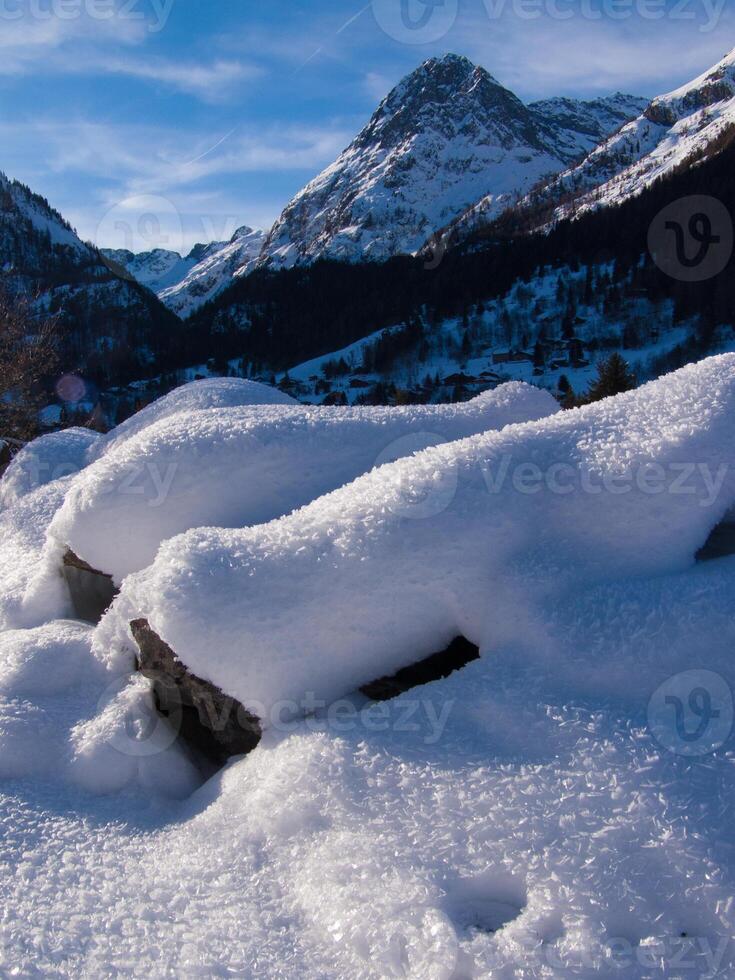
[
  {"x1": 93, "y1": 376, "x2": 297, "y2": 458},
  {"x1": 50, "y1": 382, "x2": 557, "y2": 581},
  {"x1": 1, "y1": 551, "x2": 734, "y2": 977},
  {"x1": 108, "y1": 355, "x2": 735, "y2": 718},
  {"x1": 1, "y1": 359, "x2": 735, "y2": 978}
]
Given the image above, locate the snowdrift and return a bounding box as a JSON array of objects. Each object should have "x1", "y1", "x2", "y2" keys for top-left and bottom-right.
[
  {"x1": 94, "y1": 377, "x2": 298, "y2": 458},
  {"x1": 103, "y1": 355, "x2": 735, "y2": 720},
  {"x1": 0, "y1": 378, "x2": 297, "y2": 511},
  {"x1": 1, "y1": 362, "x2": 735, "y2": 977},
  {"x1": 49, "y1": 382, "x2": 557, "y2": 582},
  {"x1": 0, "y1": 480, "x2": 75, "y2": 631},
  {"x1": 0, "y1": 427, "x2": 99, "y2": 510}
]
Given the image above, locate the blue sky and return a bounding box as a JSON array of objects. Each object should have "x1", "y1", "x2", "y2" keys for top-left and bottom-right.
[{"x1": 1, "y1": 0, "x2": 733, "y2": 252}]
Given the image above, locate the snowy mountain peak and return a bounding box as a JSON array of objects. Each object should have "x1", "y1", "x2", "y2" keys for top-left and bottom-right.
[
  {"x1": 258, "y1": 56, "x2": 644, "y2": 269},
  {"x1": 361, "y1": 54, "x2": 534, "y2": 151}
]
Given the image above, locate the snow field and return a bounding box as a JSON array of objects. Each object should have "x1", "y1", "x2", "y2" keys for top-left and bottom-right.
[
  {"x1": 0, "y1": 362, "x2": 734, "y2": 977},
  {"x1": 0, "y1": 552, "x2": 734, "y2": 976}
]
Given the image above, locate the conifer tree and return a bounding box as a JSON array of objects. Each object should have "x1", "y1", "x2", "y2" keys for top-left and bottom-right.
[{"x1": 586, "y1": 353, "x2": 636, "y2": 403}]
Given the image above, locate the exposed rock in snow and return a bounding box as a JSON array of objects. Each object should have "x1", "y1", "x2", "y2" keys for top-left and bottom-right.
[
  {"x1": 62, "y1": 550, "x2": 116, "y2": 624},
  {"x1": 132, "y1": 618, "x2": 261, "y2": 762},
  {"x1": 102, "y1": 355, "x2": 735, "y2": 722},
  {"x1": 48, "y1": 382, "x2": 558, "y2": 582},
  {"x1": 258, "y1": 55, "x2": 645, "y2": 268}
]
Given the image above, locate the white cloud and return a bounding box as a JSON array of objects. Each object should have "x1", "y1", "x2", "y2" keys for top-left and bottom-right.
[
  {"x1": 0, "y1": 117, "x2": 352, "y2": 245},
  {"x1": 71, "y1": 54, "x2": 262, "y2": 100}
]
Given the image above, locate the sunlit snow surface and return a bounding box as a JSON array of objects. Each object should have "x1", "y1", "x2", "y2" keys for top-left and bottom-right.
[{"x1": 0, "y1": 368, "x2": 734, "y2": 977}]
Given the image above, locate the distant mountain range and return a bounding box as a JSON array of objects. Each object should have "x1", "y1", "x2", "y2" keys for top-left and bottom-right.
[
  {"x1": 3, "y1": 47, "x2": 735, "y2": 404},
  {"x1": 452, "y1": 48, "x2": 735, "y2": 239},
  {"x1": 100, "y1": 55, "x2": 648, "y2": 312},
  {"x1": 256, "y1": 56, "x2": 646, "y2": 269},
  {"x1": 102, "y1": 225, "x2": 265, "y2": 319}
]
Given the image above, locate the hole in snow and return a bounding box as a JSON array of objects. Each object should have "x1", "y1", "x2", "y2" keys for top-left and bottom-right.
[
  {"x1": 696, "y1": 520, "x2": 735, "y2": 562},
  {"x1": 62, "y1": 550, "x2": 118, "y2": 624},
  {"x1": 360, "y1": 636, "x2": 480, "y2": 702},
  {"x1": 442, "y1": 871, "x2": 527, "y2": 936}
]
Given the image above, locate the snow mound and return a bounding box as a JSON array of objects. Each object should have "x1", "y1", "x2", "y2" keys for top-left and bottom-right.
[
  {"x1": 103, "y1": 355, "x2": 735, "y2": 718},
  {"x1": 0, "y1": 481, "x2": 75, "y2": 631},
  {"x1": 0, "y1": 428, "x2": 100, "y2": 509},
  {"x1": 50, "y1": 382, "x2": 557, "y2": 582},
  {"x1": 93, "y1": 377, "x2": 297, "y2": 458},
  {"x1": 0, "y1": 620, "x2": 199, "y2": 796},
  {"x1": 0, "y1": 379, "x2": 295, "y2": 511}
]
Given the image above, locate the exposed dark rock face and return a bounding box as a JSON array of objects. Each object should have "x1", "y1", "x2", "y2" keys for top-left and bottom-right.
[
  {"x1": 130, "y1": 619, "x2": 262, "y2": 763},
  {"x1": 360, "y1": 636, "x2": 480, "y2": 702},
  {"x1": 644, "y1": 103, "x2": 678, "y2": 127},
  {"x1": 62, "y1": 549, "x2": 117, "y2": 623}
]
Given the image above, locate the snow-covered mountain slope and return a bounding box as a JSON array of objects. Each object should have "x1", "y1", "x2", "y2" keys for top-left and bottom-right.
[
  {"x1": 509, "y1": 48, "x2": 735, "y2": 227},
  {"x1": 158, "y1": 226, "x2": 265, "y2": 317},
  {"x1": 0, "y1": 171, "x2": 179, "y2": 377},
  {"x1": 0, "y1": 173, "x2": 85, "y2": 256},
  {"x1": 528, "y1": 92, "x2": 649, "y2": 161},
  {"x1": 103, "y1": 226, "x2": 265, "y2": 318},
  {"x1": 277, "y1": 261, "x2": 696, "y2": 406},
  {"x1": 257, "y1": 55, "x2": 644, "y2": 268}
]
